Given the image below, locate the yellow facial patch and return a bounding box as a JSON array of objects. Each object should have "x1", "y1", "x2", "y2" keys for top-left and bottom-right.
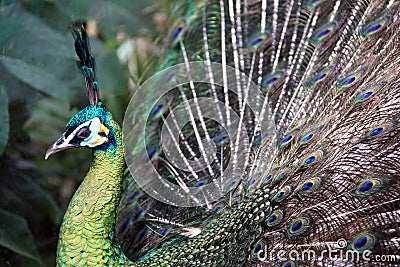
[
  {"x1": 87, "y1": 124, "x2": 109, "y2": 147},
  {"x1": 99, "y1": 124, "x2": 110, "y2": 136}
]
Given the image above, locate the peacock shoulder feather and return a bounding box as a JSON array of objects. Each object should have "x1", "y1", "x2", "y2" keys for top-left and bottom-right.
[{"x1": 47, "y1": 0, "x2": 400, "y2": 266}]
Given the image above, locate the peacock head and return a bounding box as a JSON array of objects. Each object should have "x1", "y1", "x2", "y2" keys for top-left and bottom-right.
[{"x1": 45, "y1": 103, "x2": 117, "y2": 159}]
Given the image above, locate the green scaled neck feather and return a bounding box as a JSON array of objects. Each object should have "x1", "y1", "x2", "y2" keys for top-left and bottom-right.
[
  {"x1": 51, "y1": 105, "x2": 129, "y2": 266},
  {"x1": 45, "y1": 29, "x2": 135, "y2": 266}
]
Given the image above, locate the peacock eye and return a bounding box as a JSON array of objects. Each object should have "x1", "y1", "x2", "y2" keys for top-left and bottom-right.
[
  {"x1": 76, "y1": 127, "x2": 91, "y2": 139},
  {"x1": 99, "y1": 131, "x2": 107, "y2": 137}
]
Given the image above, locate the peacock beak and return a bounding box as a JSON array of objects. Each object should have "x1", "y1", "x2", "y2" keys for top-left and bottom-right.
[{"x1": 45, "y1": 133, "x2": 76, "y2": 159}]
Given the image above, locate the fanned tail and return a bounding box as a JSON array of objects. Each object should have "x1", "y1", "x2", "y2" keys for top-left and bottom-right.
[{"x1": 117, "y1": 0, "x2": 400, "y2": 266}]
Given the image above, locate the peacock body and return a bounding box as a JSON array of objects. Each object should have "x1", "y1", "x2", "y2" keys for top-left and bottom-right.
[{"x1": 46, "y1": 0, "x2": 400, "y2": 266}]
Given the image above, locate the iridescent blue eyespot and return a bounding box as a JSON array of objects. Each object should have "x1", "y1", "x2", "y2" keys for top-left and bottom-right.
[
  {"x1": 355, "y1": 83, "x2": 385, "y2": 105},
  {"x1": 119, "y1": 219, "x2": 130, "y2": 233},
  {"x1": 212, "y1": 201, "x2": 227, "y2": 215},
  {"x1": 196, "y1": 182, "x2": 205, "y2": 187},
  {"x1": 299, "y1": 131, "x2": 316, "y2": 146},
  {"x1": 266, "y1": 210, "x2": 284, "y2": 227},
  {"x1": 251, "y1": 38, "x2": 264, "y2": 46},
  {"x1": 152, "y1": 105, "x2": 164, "y2": 116},
  {"x1": 315, "y1": 73, "x2": 326, "y2": 82},
  {"x1": 349, "y1": 232, "x2": 376, "y2": 251},
  {"x1": 279, "y1": 130, "x2": 298, "y2": 149},
  {"x1": 172, "y1": 27, "x2": 183, "y2": 40},
  {"x1": 370, "y1": 127, "x2": 383, "y2": 136},
  {"x1": 303, "y1": 182, "x2": 313, "y2": 191},
  {"x1": 310, "y1": 68, "x2": 332, "y2": 87},
  {"x1": 312, "y1": 22, "x2": 336, "y2": 43},
  {"x1": 355, "y1": 236, "x2": 367, "y2": 248},
  {"x1": 297, "y1": 177, "x2": 322, "y2": 196},
  {"x1": 170, "y1": 20, "x2": 186, "y2": 44},
  {"x1": 365, "y1": 122, "x2": 395, "y2": 140},
  {"x1": 261, "y1": 173, "x2": 274, "y2": 187},
  {"x1": 305, "y1": 156, "x2": 315, "y2": 164},
  {"x1": 266, "y1": 77, "x2": 278, "y2": 83},
  {"x1": 261, "y1": 71, "x2": 284, "y2": 90},
  {"x1": 359, "y1": 91, "x2": 372, "y2": 100},
  {"x1": 216, "y1": 135, "x2": 228, "y2": 143},
  {"x1": 160, "y1": 228, "x2": 168, "y2": 236},
  {"x1": 287, "y1": 216, "x2": 311, "y2": 237},
  {"x1": 146, "y1": 144, "x2": 159, "y2": 161},
  {"x1": 270, "y1": 169, "x2": 291, "y2": 184},
  {"x1": 367, "y1": 24, "x2": 381, "y2": 33},
  {"x1": 282, "y1": 135, "x2": 292, "y2": 143},
  {"x1": 137, "y1": 228, "x2": 148, "y2": 241},
  {"x1": 360, "y1": 181, "x2": 372, "y2": 192},
  {"x1": 317, "y1": 29, "x2": 330, "y2": 38},
  {"x1": 303, "y1": 134, "x2": 313, "y2": 142},
  {"x1": 342, "y1": 77, "x2": 355, "y2": 85},
  {"x1": 148, "y1": 149, "x2": 157, "y2": 160},
  {"x1": 166, "y1": 72, "x2": 176, "y2": 83},
  {"x1": 247, "y1": 32, "x2": 268, "y2": 51},
  {"x1": 254, "y1": 243, "x2": 262, "y2": 253},
  {"x1": 251, "y1": 239, "x2": 267, "y2": 258},
  {"x1": 263, "y1": 169, "x2": 288, "y2": 186},
  {"x1": 191, "y1": 177, "x2": 209, "y2": 188},
  {"x1": 362, "y1": 17, "x2": 387, "y2": 39},
  {"x1": 336, "y1": 69, "x2": 365, "y2": 92},
  {"x1": 279, "y1": 135, "x2": 293, "y2": 149},
  {"x1": 292, "y1": 220, "x2": 302, "y2": 231},
  {"x1": 302, "y1": 150, "x2": 324, "y2": 167},
  {"x1": 354, "y1": 178, "x2": 383, "y2": 197},
  {"x1": 272, "y1": 186, "x2": 292, "y2": 203}
]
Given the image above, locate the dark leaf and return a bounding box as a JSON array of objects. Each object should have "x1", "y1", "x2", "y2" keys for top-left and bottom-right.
[
  {"x1": 0, "y1": 209, "x2": 42, "y2": 264},
  {"x1": 0, "y1": 86, "x2": 9, "y2": 155},
  {"x1": 1, "y1": 56, "x2": 71, "y2": 100}
]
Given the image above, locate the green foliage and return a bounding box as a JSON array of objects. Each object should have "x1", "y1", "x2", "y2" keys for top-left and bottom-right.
[
  {"x1": 0, "y1": 87, "x2": 9, "y2": 155},
  {"x1": 2, "y1": 56, "x2": 72, "y2": 100},
  {"x1": 0, "y1": 209, "x2": 42, "y2": 264},
  {"x1": 0, "y1": 0, "x2": 168, "y2": 265}
]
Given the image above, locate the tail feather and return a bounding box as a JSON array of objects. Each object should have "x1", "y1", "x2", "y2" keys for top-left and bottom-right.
[{"x1": 116, "y1": 0, "x2": 400, "y2": 265}]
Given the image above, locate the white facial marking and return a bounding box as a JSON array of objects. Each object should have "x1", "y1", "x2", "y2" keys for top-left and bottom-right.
[
  {"x1": 65, "y1": 117, "x2": 101, "y2": 146},
  {"x1": 80, "y1": 117, "x2": 101, "y2": 146}
]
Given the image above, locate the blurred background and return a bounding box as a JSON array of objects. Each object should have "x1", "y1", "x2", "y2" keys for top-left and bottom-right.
[{"x1": 0, "y1": 0, "x2": 176, "y2": 265}]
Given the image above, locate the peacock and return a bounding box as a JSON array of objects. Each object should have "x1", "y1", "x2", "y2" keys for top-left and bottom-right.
[{"x1": 45, "y1": 0, "x2": 400, "y2": 266}]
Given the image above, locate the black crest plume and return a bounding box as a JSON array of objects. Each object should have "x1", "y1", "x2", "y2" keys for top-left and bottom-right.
[{"x1": 71, "y1": 27, "x2": 99, "y2": 106}]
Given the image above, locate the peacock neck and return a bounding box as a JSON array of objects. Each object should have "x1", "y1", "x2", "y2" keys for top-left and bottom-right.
[{"x1": 56, "y1": 118, "x2": 133, "y2": 266}]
